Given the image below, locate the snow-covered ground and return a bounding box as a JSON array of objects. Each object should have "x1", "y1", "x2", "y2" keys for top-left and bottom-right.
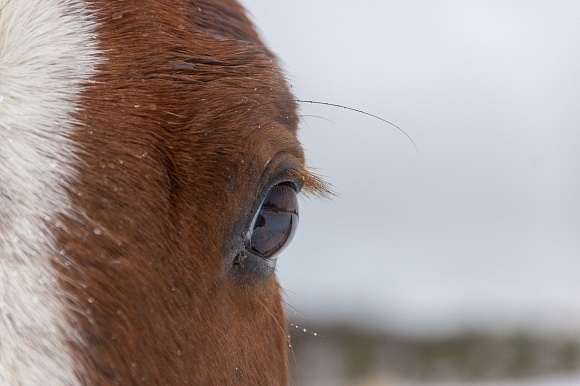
[
  {"x1": 409, "y1": 373, "x2": 580, "y2": 386},
  {"x1": 307, "y1": 373, "x2": 580, "y2": 386}
]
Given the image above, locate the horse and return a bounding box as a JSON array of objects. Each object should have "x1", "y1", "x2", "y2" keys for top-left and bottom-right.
[{"x1": 0, "y1": 0, "x2": 328, "y2": 384}]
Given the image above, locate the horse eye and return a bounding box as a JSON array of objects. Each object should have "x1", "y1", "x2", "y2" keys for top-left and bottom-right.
[{"x1": 246, "y1": 183, "x2": 299, "y2": 260}]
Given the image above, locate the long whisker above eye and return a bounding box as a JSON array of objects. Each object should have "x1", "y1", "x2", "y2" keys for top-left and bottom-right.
[
  {"x1": 244, "y1": 98, "x2": 418, "y2": 152},
  {"x1": 299, "y1": 115, "x2": 337, "y2": 125},
  {"x1": 296, "y1": 99, "x2": 418, "y2": 152}
]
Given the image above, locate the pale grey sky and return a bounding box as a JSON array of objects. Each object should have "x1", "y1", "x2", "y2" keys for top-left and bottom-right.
[{"x1": 240, "y1": 1, "x2": 580, "y2": 336}]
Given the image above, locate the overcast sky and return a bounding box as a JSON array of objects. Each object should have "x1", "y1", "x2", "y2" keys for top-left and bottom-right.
[{"x1": 239, "y1": 1, "x2": 580, "y2": 336}]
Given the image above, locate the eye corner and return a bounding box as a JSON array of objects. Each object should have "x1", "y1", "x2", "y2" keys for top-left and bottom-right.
[{"x1": 230, "y1": 250, "x2": 277, "y2": 280}]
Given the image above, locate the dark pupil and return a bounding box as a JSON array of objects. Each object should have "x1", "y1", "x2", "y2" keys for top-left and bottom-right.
[{"x1": 249, "y1": 184, "x2": 299, "y2": 259}]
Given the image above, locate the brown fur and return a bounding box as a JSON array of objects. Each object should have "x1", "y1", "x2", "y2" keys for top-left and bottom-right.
[{"x1": 53, "y1": 1, "x2": 319, "y2": 384}]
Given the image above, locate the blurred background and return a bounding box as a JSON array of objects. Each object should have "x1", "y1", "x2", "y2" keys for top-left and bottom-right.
[{"x1": 240, "y1": 1, "x2": 580, "y2": 385}]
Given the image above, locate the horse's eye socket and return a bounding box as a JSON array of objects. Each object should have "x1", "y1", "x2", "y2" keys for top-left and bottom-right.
[{"x1": 246, "y1": 183, "x2": 299, "y2": 260}]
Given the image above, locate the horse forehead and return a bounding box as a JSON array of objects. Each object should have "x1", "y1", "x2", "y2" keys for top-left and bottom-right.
[{"x1": 90, "y1": 1, "x2": 300, "y2": 151}]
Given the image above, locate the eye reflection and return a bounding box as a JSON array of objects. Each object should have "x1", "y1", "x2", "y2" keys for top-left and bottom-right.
[{"x1": 246, "y1": 183, "x2": 299, "y2": 260}]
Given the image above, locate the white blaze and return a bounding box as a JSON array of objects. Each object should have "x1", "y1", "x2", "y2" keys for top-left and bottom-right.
[{"x1": 0, "y1": 0, "x2": 101, "y2": 384}]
